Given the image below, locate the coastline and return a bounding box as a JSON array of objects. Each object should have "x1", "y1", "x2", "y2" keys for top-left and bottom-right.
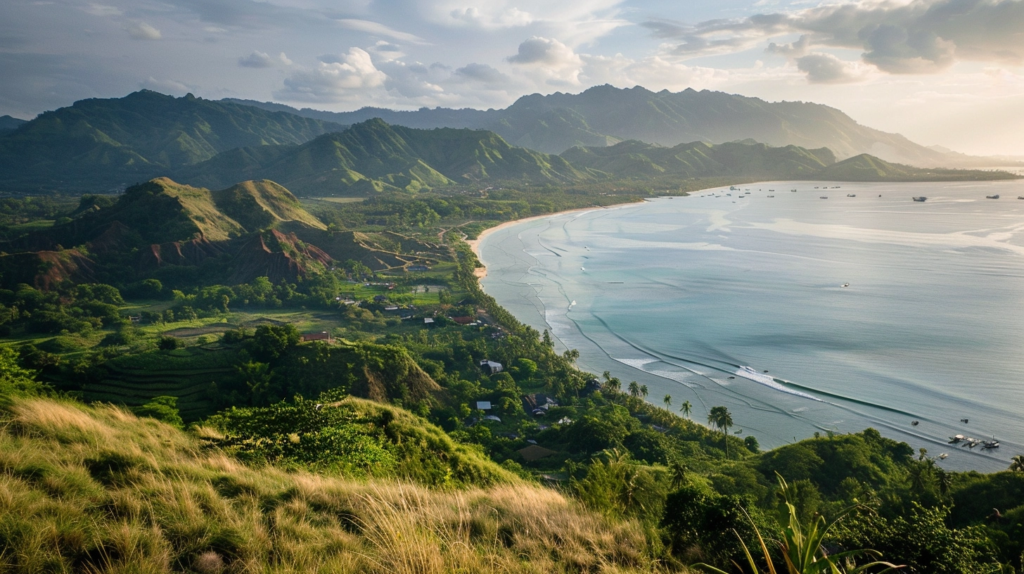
[{"x1": 466, "y1": 200, "x2": 649, "y2": 280}]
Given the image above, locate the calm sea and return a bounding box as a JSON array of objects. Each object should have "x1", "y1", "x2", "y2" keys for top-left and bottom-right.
[{"x1": 479, "y1": 180, "x2": 1024, "y2": 471}]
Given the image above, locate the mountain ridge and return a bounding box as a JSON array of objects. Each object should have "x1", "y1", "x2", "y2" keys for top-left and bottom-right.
[{"x1": 223, "y1": 85, "x2": 979, "y2": 168}]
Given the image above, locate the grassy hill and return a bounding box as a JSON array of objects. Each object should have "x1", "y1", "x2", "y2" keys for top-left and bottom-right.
[
  {"x1": 182, "y1": 119, "x2": 589, "y2": 195},
  {"x1": 563, "y1": 139, "x2": 837, "y2": 180},
  {"x1": 0, "y1": 395, "x2": 660, "y2": 572},
  {"x1": 0, "y1": 115, "x2": 26, "y2": 133},
  {"x1": 0, "y1": 91, "x2": 344, "y2": 192},
  {"x1": 815, "y1": 153, "x2": 1017, "y2": 181}
]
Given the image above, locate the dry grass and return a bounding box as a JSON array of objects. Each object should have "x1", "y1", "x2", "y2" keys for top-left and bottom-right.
[{"x1": 0, "y1": 397, "x2": 677, "y2": 573}]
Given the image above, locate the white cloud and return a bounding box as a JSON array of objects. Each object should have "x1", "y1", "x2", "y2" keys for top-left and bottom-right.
[
  {"x1": 335, "y1": 19, "x2": 426, "y2": 44},
  {"x1": 508, "y1": 37, "x2": 583, "y2": 85},
  {"x1": 276, "y1": 48, "x2": 387, "y2": 103},
  {"x1": 125, "y1": 21, "x2": 161, "y2": 40},
  {"x1": 83, "y1": 4, "x2": 121, "y2": 17},
  {"x1": 455, "y1": 63, "x2": 510, "y2": 85},
  {"x1": 140, "y1": 77, "x2": 189, "y2": 94}
]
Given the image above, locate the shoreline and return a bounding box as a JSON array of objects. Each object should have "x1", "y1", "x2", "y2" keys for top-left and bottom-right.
[{"x1": 466, "y1": 200, "x2": 649, "y2": 280}]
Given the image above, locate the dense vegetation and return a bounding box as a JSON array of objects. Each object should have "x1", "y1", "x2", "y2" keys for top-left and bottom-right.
[{"x1": 1, "y1": 168, "x2": 1022, "y2": 572}]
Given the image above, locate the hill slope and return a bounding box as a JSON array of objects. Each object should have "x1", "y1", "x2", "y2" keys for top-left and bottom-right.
[
  {"x1": 182, "y1": 119, "x2": 589, "y2": 195},
  {"x1": 0, "y1": 91, "x2": 345, "y2": 192},
  {"x1": 0, "y1": 115, "x2": 26, "y2": 133},
  {"x1": 0, "y1": 395, "x2": 658, "y2": 572},
  {"x1": 226, "y1": 85, "x2": 957, "y2": 166}
]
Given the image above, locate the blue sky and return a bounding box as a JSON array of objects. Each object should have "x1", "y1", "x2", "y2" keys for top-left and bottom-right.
[{"x1": 2, "y1": 0, "x2": 1023, "y2": 155}]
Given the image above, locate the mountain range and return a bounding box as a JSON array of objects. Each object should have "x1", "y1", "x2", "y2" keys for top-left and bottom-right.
[
  {"x1": 0, "y1": 91, "x2": 344, "y2": 192},
  {"x1": 0, "y1": 90, "x2": 1015, "y2": 195},
  {"x1": 224, "y1": 85, "x2": 990, "y2": 168},
  {"x1": 0, "y1": 115, "x2": 26, "y2": 133}
]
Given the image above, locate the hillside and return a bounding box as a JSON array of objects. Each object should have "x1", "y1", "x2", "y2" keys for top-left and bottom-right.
[
  {"x1": 563, "y1": 139, "x2": 837, "y2": 180},
  {"x1": 225, "y1": 85, "x2": 963, "y2": 167},
  {"x1": 0, "y1": 115, "x2": 26, "y2": 133},
  {"x1": 815, "y1": 153, "x2": 1018, "y2": 181},
  {"x1": 0, "y1": 91, "x2": 345, "y2": 192},
  {"x1": 182, "y1": 119, "x2": 589, "y2": 195},
  {"x1": 0, "y1": 395, "x2": 659, "y2": 572}
]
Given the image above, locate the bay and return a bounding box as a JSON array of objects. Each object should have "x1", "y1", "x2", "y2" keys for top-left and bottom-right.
[{"x1": 478, "y1": 180, "x2": 1024, "y2": 472}]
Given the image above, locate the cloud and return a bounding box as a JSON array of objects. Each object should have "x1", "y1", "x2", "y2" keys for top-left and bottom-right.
[
  {"x1": 140, "y1": 77, "x2": 190, "y2": 94},
  {"x1": 796, "y1": 53, "x2": 862, "y2": 84},
  {"x1": 83, "y1": 4, "x2": 121, "y2": 17},
  {"x1": 276, "y1": 48, "x2": 386, "y2": 103},
  {"x1": 652, "y1": 0, "x2": 1024, "y2": 77},
  {"x1": 238, "y1": 51, "x2": 274, "y2": 68},
  {"x1": 507, "y1": 37, "x2": 583, "y2": 85},
  {"x1": 335, "y1": 19, "x2": 426, "y2": 44},
  {"x1": 455, "y1": 63, "x2": 509, "y2": 84},
  {"x1": 125, "y1": 21, "x2": 161, "y2": 40}
]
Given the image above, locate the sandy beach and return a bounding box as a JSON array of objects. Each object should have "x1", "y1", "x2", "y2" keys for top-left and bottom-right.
[{"x1": 466, "y1": 201, "x2": 646, "y2": 280}]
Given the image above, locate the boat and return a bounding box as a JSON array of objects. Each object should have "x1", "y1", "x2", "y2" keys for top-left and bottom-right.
[
  {"x1": 847, "y1": 194, "x2": 856, "y2": 197},
  {"x1": 820, "y1": 196, "x2": 828, "y2": 199},
  {"x1": 986, "y1": 195, "x2": 1000, "y2": 199},
  {"x1": 767, "y1": 195, "x2": 774, "y2": 198},
  {"x1": 841, "y1": 283, "x2": 849, "y2": 287},
  {"x1": 939, "y1": 453, "x2": 948, "y2": 459},
  {"x1": 912, "y1": 197, "x2": 927, "y2": 202},
  {"x1": 949, "y1": 434, "x2": 965, "y2": 443},
  {"x1": 911, "y1": 420, "x2": 919, "y2": 426},
  {"x1": 1018, "y1": 196, "x2": 1024, "y2": 200},
  {"x1": 791, "y1": 189, "x2": 797, "y2": 192},
  {"x1": 982, "y1": 440, "x2": 1000, "y2": 449}
]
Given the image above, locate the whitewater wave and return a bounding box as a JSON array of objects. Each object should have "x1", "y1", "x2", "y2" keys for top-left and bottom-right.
[{"x1": 735, "y1": 366, "x2": 820, "y2": 401}]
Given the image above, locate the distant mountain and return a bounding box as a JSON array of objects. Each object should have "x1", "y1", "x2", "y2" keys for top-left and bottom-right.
[
  {"x1": 562, "y1": 140, "x2": 837, "y2": 180},
  {"x1": 815, "y1": 154, "x2": 1015, "y2": 181},
  {"x1": 0, "y1": 91, "x2": 345, "y2": 192},
  {"x1": 224, "y1": 85, "x2": 960, "y2": 167},
  {"x1": 0, "y1": 115, "x2": 26, "y2": 133},
  {"x1": 181, "y1": 118, "x2": 588, "y2": 195}
]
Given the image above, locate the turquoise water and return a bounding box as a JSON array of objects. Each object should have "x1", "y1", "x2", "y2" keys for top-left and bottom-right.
[{"x1": 479, "y1": 180, "x2": 1024, "y2": 472}]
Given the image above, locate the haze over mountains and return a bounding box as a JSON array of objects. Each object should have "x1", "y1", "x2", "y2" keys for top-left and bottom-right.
[
  {"x1": 224, "y1": 85, "x2": 989, "y2": 168},
  {"x1": 0, "y1": 89, "x2": 1015, "y2": 194}
]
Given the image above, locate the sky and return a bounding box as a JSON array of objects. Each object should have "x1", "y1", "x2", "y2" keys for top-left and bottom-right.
[{"x1": 1, "y1": 0, "x2": 1023, "y2": 156}]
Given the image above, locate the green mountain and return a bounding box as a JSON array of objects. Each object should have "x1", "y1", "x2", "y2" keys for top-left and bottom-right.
[
  {"x1": 182, "y1": 118, "x2": 588, "y2": 195},
  {"x1": 562, "y1": 140, "x2": 837, "y2": 180},
  {"x1": 0, "y1": 115, "x2": 26, "y2": 133},
  {"x1": 0, "y1": 91, "x2": 345, "y2": 192},
  {"x1": 815, "y1": 154, "x2": 1015, "y2": 181},
  {"x1": 225, "y1": 85, "x2": 959, "y2": 167}
]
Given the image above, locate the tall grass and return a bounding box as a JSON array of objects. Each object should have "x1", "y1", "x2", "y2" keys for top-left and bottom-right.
[{"x1": 0, "y1": 396, "x2": 670, "y2": 573}]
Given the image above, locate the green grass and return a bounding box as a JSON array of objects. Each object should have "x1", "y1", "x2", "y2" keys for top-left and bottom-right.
[{"x1": 0, "y1": 395, "x2": 665, "y2": 573}]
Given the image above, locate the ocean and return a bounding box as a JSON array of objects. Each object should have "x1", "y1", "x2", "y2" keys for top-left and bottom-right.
[{"x1": 478, "y1": 180, "x2": 1024, "y2": 472}]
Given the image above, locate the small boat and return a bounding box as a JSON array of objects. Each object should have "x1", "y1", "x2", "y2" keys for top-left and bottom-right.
[
  {"x1": 1018, "y1": 196, "x2": 1024, "y2": 200},
  {"x1": 949, "y1": 434, "x2": 965, "y2": 443},
  {"x1": 960, "y1": 418, "x2": 969, "y2": 424},
  {"x1": 767, "y1": 195, "x2": 774, "y2": 198},
  {"x1": 939, "y1": 453, "x2": 948, "y2": 459},
  {"x1": 841, "y1": 283, "x2": 850, "y2": 288},
  {"x1": 911, "y1": 420, "x2": 919, "y2": 426},
  {"x1": 791, "y1": 189, "x2": 797, "y2": 192},
  {"x1": 847, "y1": 194, "x2": 856, "y2": 197},
  {"x1": 986, "y1": 195, "x2": 1000, "y2": 199},
  {"x1": 580, "y1": 267, "x2": 585, "y2": 271},
  {"x1": 982, "y1": 440, "x2": 1000, "y2": 449},
  {"x1": 912, "y1": 197, "x2": 927, "y2": 202},
  {"x1": 820, "y1": 196, "x2": 828, "y2": 199}
]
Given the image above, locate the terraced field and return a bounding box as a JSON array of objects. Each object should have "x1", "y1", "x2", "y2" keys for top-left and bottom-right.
[{"x1": 83, "y1": 346, "x2": 241, "y2": 421}]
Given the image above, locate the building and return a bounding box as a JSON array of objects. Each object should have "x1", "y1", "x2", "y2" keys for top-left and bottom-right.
[
  {"x1": 479, "y1": 360, "x2": 503, "y2": 374},
  {"x1": 475, "y1": 401, "x2": 492, "y2": 411},
  {"x1": 423, "y1": 317, "x2": 435, "y2": 326},
  {"x1": 450, "y1": 316, "x2": 474, "y2": 325},
  {"x1": 301, "y1": 331, "x2": 333, "y2": 343}
]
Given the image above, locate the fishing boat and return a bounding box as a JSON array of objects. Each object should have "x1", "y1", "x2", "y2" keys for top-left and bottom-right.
[
  {"x1": 986, "y1": 194, "x2": 1000, "y2": 199},
  {"x1": 949, "y1": 434, "x2": 965, "y2": 443},
  {"x1": 841, "y1": 283, "x2": 850, "y2": 287},
  {"x1": 847, "y1": 194, "x2": 856, "y2": 197},
  {"x1": 912, "y1": 197, "x2": 927, "y2": 202},
  {"x1": 820, "y1": 196, "x2": 828, "y2": 199},
  {"x1": 939, "y1": 453, "x2": 948, "y2": 459},
  {"x1": 982, "y1": 440, "x2": 1000, "y2": 449}
]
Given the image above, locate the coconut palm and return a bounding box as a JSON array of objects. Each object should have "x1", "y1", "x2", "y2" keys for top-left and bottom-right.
[
  {"x1": 628, "y1": 381, "x2": 640, "y2": 398},
  {"x1": 1010, "y1": 455, "x2": 1024, "y2": 473},
  {"x1": 708, "y1": 406, "x2": 734, "y2": 457},
  {"x1": 663, "y1": 394, "x2": 672, "y2": 409},
  {"x1": 640, "y1": 384, "x2": 649, "y2": 399},
  {"x1": 670, "y1": 460, "x2": 688, "y2": 489},
  {"x1": 680, "y1": 400, "x2": 692, "y2": 419}
]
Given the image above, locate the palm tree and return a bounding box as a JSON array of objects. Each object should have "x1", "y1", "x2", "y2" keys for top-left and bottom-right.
[
  {"x1": 708, "y1": 406, "x2": 734, "y2": 457},
  {"x1": 670, "y1": 460, "x2": 688, "y2": 489},
  {"x1": 1010, "y1": 455, "x2": 1024, "y2": 473},
  {"x1": 628, "y1": 381, "x2": 640, "y2": 398},
  {"x1": 607, "y1": 378, "x2": 621, "y2": 392},
  {"x1": 663, "y1": 394, "x2": 672, "y2": 409},
  {"x1": 680, "y1": 400, "x2": 692, "y2": 419},
  {"x1": 640, "y1": 384, "x2": 649, "y2": 400}
]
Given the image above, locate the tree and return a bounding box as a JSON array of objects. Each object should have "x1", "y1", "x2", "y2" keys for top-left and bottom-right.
[
  {"x1": 640, "y1": 384, "x2": 648, "y2": 399},
  {"x1": 663, "y1": 394, "x2": 672, "y2": 409},
  {"x1": 133, "y1": 396, "x2": 184, "y2": 428},
  {"x1": 248, "y1": 324, "x2": 300, "y2": 361},
  {"x1": 670, "y1": 460, "x2": 688, "y2": 489},
  {"x1": 0, "y1": 347, "x2": 48, "y2": 396},
  {"x1": 1010, "y1": 455, "x2": 1024, "y2": 473},
  {"x1": 708, "y1": 406, "x2": 734, "y2": 457},
  {"x1": 628, "y1": 381, "x2": 640, "y2": 398},
  {"x1": 680, "y1": 400, "x2": 692, "y2": 419}
]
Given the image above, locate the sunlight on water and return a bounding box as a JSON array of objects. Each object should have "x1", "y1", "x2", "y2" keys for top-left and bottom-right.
[{"x1": 480, "y1": 180, "x2": 1024, "y2": 472}]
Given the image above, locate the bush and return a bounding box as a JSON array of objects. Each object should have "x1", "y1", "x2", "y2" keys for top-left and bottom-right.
[
  {"x1": 158, "y1": 336, "x2": 182, "y2": 350},
  {"x1": 132, "y1": 396, "x2": 184, "y2": 428}
]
